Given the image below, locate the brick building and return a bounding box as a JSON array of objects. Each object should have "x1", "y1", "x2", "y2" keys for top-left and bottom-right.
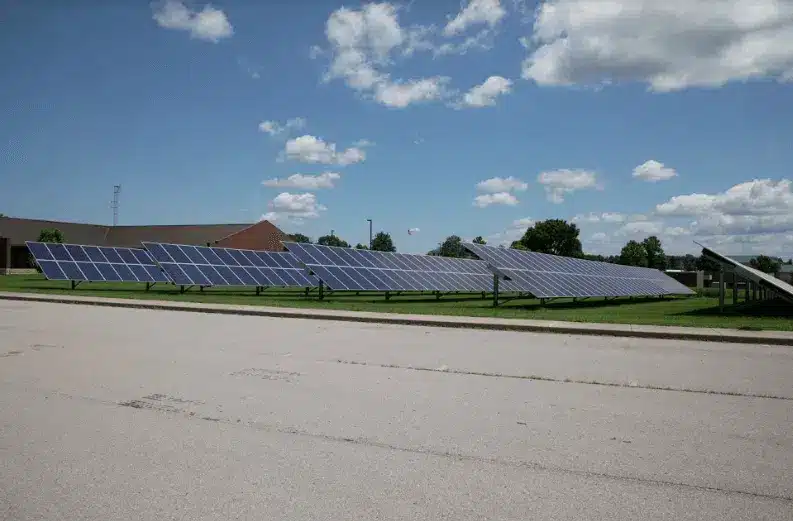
[{"x1": 0, "y1": 216, "x2": 290, "y2": 271}]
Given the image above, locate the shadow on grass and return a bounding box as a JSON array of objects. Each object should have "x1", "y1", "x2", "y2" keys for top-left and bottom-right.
[{"x1": 678, "y1": 298, "x2": 793, "y2": 321}]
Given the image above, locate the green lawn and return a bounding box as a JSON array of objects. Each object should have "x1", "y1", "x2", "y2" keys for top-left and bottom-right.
[{"x1": 1, "y1": 274, "x2": 792, "y2": 331}]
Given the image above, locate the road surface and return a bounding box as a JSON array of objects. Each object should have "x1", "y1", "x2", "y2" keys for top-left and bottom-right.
[{"x1": 1, "y1": 300, "x2": 791, "y2": 520}]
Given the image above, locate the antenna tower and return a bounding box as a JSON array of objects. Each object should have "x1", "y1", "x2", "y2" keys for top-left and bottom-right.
[{"x1": 112, "y1": 185, "x2": 121, "y2": 226}]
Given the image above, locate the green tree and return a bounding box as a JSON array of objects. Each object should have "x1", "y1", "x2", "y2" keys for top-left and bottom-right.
[
  {"x1": 642, "y1": 235, "x2": 666, "y2": 270},
  {"x1": 317, "y1": 234, "x2": 349, "y2": 248},
  {"x1": 696, "y1": 254, "x2": 721, "y2": 272},
  {"x1": 514, "y1": 219, "x2": 583, "y2": 257},
  {"x1": 582, "y1": 253, "x2": 606, "y2": 262},
  {"x1": 371, "y1": 231, "x2": 396, "y2": 252},
  {"x1": 749, "y1": 255, "x2": 780, "y2": 274},
  {"x1": 619, "y1": 240, "x2": 648, "y2": 267},
  {"x1": 290, "y1": 233, "x2": 311, "y2": 243},
  {"x1": 682, "y1": 254, "x2": 697, "y2": 271},
  {"x1": 354, "y1": 243, "x2": 368, "y2": 249},
  {"x1": 472, "y1": 236, "x2": 486, "y2": 245},
  {"x1": 510, "y1": 241, "x2": 528, "y2": 251},
  {"x1": 37, "y1": 228, "x2": 64, "y2": 243},
  {"x1": 432, "y1": 235, "x2": 470, "y2": 258}
]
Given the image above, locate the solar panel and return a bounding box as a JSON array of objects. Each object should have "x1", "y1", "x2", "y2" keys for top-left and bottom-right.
[
  {"x1": 463, "y1": 243, "x2": 694, "y2": 298},
  {"x1": 282, "y1": 242, "x2": 522, "y2": 292},
  {"x1": 141, "y1": 242, "x2": 316, "y2": 288},
  {"x1": 25, "y1": 242, "x2": 171, "y2": 283},
  {"x1": 699, "y1": 243, "x2": 793, "y2": 304}
]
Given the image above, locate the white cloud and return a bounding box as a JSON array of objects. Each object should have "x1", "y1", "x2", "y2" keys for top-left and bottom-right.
[
  {"x1": 476, "y1": 176, "x2": 528, "y2": 193},
  {"x1": 322, "y1": 3, "x2": 451, "y2": 108},
  {"x1": 632, "y1": 160, "x2": 678, "y2": 182},
  {"x1": 572, "y1": 212, "x2": 646, "y2": 224},
  {"x1": 521, "y1": 0, "x2": 793, "y2": 91},
  {"x1": 664, "y1": 226, "x2": 691, "y2": 237},
  {"x1": 259, "y1": 118, "x2": 306, "y2": 136},
  {"x1": 283, "y1": 135, "x2": 366, "y2": 166},
  {"x1": 656, "y1": 179, "x2": 793, "y2": 216},
  {"x1": 152, "y1": 0, "x2": 233, "y2": 42},
  {"x1": 591, "y1": 232, "x2": 608, "y2": 242},
  {"x1": 408, "y1": 227, "x2": 421, "y2": 235},
  {"x1": 473, "y1": 192, "x2": 519, "y2": 208},
  {"x1": 459, "y1": 75, "x2": 512, "y2": 107},
  {"x1": 352, "y1": 139, "x2": 375, "y2": 147},
  {"x1": 537, "y1": 169, "x2": 599, "y2": 203},
  {"x1": 262, "y1": 172, "x2": 341, "y2": 190},
  {"x1": 615, "y1": 221, "x2": 665, "y2": 236},
  {"x1": 443, "y1": 0, "x2": 507, "y2": 36},
  {"x1": 374, "y1": 77, "x2": 449, "y2": 108},
  {"x1": 512, "y1": 217, "x2": 535, "y2": 228},
  {"x1": 261, "y1": 192, "x2": 327, "y2": 223}
]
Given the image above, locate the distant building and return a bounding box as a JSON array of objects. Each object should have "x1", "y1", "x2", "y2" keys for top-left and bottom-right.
[{"x1": 0, "y1": 216, "x2": 291, "y2": 271}]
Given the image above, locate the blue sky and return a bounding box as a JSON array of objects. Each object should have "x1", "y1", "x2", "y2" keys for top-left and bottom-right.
[{"x1": 2, "y1": 0, "x2": 793, "y2": 256}]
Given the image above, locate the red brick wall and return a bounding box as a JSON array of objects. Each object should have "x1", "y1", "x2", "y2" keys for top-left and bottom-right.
[{"x1": 215, "y1": 220, "x2": 287, "y2": 251}]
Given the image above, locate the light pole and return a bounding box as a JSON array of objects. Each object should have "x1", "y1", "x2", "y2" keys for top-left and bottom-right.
[{"x1": 366, "y1": 219, "x2": 373, "y2": 249}]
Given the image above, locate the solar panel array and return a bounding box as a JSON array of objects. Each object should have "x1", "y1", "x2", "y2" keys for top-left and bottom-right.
[
  {"x1": 464, "y1": 242, "x2": 694, "y2": 298},
  {"x1": 142, "y1": 242, "x2": 316, "y2": 288},
  {"x1": 26, "y1": 241, "x2": 170, "y2": 283},
  {"x1": 282, "y1": 242, "x2": 522, "y2": 292},
  {"x1": 700, "y1": 244, "x2": 793, "y2": 304}
]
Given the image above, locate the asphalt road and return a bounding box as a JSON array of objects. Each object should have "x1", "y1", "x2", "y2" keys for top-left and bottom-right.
[{"x1": 1, "y1": 300, "x2": 791, "y2": 520}]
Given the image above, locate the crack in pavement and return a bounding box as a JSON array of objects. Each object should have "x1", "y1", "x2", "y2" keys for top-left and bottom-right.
[
  {"x1": 330, "y1": 359, "x2": 793, "y2": 401},
  {"x1": 31, "y1": 387, "x2": 790, "y2": 503}
]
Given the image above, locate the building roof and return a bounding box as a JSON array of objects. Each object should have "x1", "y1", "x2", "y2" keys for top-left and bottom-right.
[{"x1": 0, "y1": 216, "x2": 272, "y2": 248}]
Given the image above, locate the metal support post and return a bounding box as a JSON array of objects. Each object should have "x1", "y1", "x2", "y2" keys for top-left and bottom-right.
[
  {"x1": 744, "y1": 279, "x2": 749, "y2": 302},
  {"x1": 318, "y1": 280, "x2": 324, "y2": 300},
  {"x1": 385, "y1": 291, "x2": 391, "y2": 301},
  {"x1": 256, "y1": 286, "x2": 261, "y2": 296},
  {"x1": 492, "y1": 274, "x2": 499, "y2": 307},
  {"x1": 718, "y1": 268, "x2": 725, "y2": 312},
  {"x1": 481, "y1": 291, "x2": 486, "y2": 300},
  {"x1": 752, "y1": 282, "x2": 757, "y2": 301},
  {"x1": 304, "y1": 287, "x2": 310, "y2": 297},
  {"x1": 434, "y1": 290, "x2": 441, "y2": 300},
  {"x1": 732, "y1": 273, "x2": 738, "y2": 305},
  {"x1": 180, "y1": 285, "x2": 185, "y2": 294},
  {"x1": 71, "y1": 280, "x2": 80, "y2": 290}
]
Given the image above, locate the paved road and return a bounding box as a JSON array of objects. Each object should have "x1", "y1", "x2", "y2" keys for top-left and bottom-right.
[{"x1": 1, "y1": 300, "x2": 791, "y2": 520}]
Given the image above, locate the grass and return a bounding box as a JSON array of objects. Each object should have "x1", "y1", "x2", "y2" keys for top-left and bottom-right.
[{"x1": 1, "y1": 274, "x2": 792, "y2": 331}]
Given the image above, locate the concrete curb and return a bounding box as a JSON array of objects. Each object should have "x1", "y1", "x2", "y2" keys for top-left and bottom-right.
[{"x1": 2, "y1": 291, "x2": 792, "y2": 346}]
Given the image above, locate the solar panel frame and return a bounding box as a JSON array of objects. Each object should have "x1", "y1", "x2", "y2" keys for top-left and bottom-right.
[
  {"x1": 464, "y1": 243, "x2": 694, "y2": 298},
  {"x1": 699, "y1": 243, "x2": 793, "y2": 304},
  {"x1": 140, "y1": 242, "x2": 317, "y2": 288},
  {"x1": 25, "y1": 241, "x2": 171, "y2": 284},
  {"x1": 282, "y1": 242, "x2": 521, "y2": 293}
]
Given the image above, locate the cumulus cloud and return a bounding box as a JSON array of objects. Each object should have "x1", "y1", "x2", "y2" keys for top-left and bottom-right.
[
  {"x1": 258, "y1": 118, "x2": 306, "y2": 137},
  {"x1": 261, "y1": 192, "x2": 327, "y2": 223},
  {"x1": 459, "y1": 75, "x2": 513, "y2": 108},
  {"x1": 656, "y1": 179, "x2": 793, "y2": 216},
  {"x1": 262, "y1": 172, "x2": 341, "y2": 190},
  {"x1": 473, "y1": 192, "x2": 519, "y2": 208},
  {"x1": 485, "y1": 216, "x2": 534, "y2": 245},
  {"x1": 632, "y1": 160, "x2": 678, "y2": 182},
  {"x1": 152, "y1": 0, "x2": 233, "y2": 42},
  {"x1": 443, "y1": 0, "x2": 507, "y2": 36},
  {"x1": 537, "y1": 169, "x2": 599, "y2": 203},
  {"x1": 283, "y1": 135, "x2": 366, "y2": 166},
  {"x1": 521, "y1": 0, "x2": 793, "y2": 91},
  {"x1": 476, "y1": 176, "x2": 528, "y2": 193},
  {"x1": 615, "y1": 221, "x2": 665, "y2": 236},
  {"x1": 321, "y1": 3, "x2": 451, "y2": 108}
]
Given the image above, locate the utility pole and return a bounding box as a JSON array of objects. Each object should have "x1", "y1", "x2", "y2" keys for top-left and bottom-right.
[
  {"x1": 366, "y1": 218, "x2": 373, "y2": 249},
  {"x1": 112, "y1": 185, "x2": 121, "y2": 226}
]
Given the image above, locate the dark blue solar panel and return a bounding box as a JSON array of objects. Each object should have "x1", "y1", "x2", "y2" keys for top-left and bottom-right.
[
  {"x1": 281, "y1": 242, "x2": 516, "y2": 293},
  {"x1": 464, "y1": 243, "x2": 692, "y2": 298},
  {"x1": 37, "y1": 260, "x2": 67, "y2": 280},
  {"x1": 26, "y1": 242, "x2": 170, "y2": 284},
  {"x1": 141, "y1": 242, "x2": 316, "y2": 288}
]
